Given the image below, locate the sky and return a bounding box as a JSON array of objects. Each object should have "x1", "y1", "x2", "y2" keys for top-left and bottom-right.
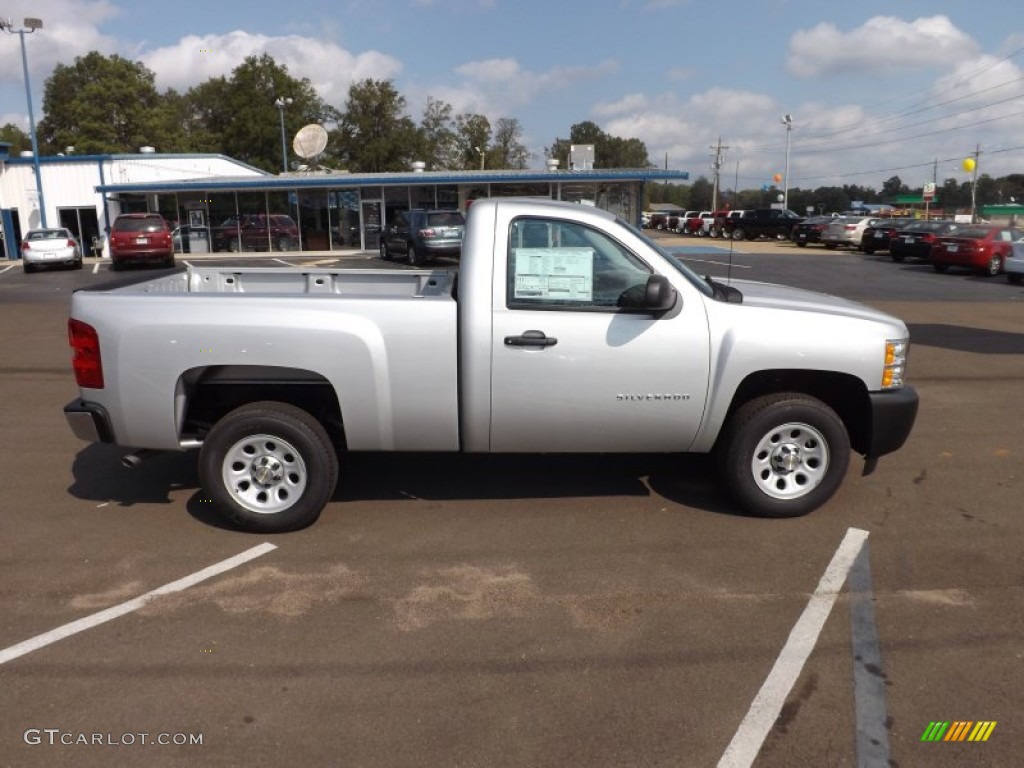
[{"x1": 2, "y1": 0, "x2": 1024, "y2": 194}]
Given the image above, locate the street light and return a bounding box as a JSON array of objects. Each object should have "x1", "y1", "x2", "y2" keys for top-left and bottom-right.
[
  {"x1": 474, "y1": 145, "x2": 485, "y2": 171},
  {"x1": 274, "y1": 96, "x2": 292, "y2": 173},
  {"x1": 780, "y1": 113, "x2": 793, "y2": 212},
  {"x1": 1, "y1": 16, "x2": 46, "y2": 227}
]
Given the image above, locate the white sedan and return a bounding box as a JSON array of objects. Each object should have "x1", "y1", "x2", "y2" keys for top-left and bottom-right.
[{"x1": 21, "y1": 228, "x2": 83, "y2": 273}]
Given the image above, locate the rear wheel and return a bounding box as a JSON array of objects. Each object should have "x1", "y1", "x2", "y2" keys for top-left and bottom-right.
[
  {"x1": 863, "y1": 245, "x2": 875, "y2": 255},
  {"x1": 227, "y1": 238, "x2": 241, "y2": 253},
  {"x1": 718, "y1": 393, "x2": 850, "y2": 518},
  {"x1": 825, "y1": 243, "x2": 837, "y2": 250},
  {"x1": 276, "y1": 236, "x2": 294, "y2": 252},
  {"x1": 891, "y1": 253, "x2": 905, "y2": 263},
  {"x1": 22, "y1": 262, "x2": 35, "y2": 273},
  {"x1": 795, "y1": 241, "x2": 807, "y2": 247},
  {"x1": 379, "y1": 240, "x2": 392, "y2": 261},
  {"x1": 983, "y1": 254, "x2": 1002, "y2": 276},
  {"x1": 408, "y1": 244, "x2": 423, "y2": 266},
  {"x1": 731, "y1": 228, "x2": 746, "y2": 241},
  {"x1": 198, "y1": 402, "x2": 338, "y2": 532},
  {"x1": 932, "y1": 263, "x2": 949, "y2": 273}
]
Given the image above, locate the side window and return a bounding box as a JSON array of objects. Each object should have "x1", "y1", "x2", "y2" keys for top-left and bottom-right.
[{"x1": 507, "y1": 217, "x2": 652, "y2": 311}]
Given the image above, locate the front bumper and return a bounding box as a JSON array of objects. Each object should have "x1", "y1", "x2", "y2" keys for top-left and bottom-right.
[
  {"x1": 64, "y1": 399, "x2": 115, "y2": 443},
  {"x1": 866, "y1": 386, "x2": 919, "y2": 458}
]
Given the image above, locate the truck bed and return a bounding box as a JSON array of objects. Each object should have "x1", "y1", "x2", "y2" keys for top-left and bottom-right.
[{"x1": 119, "y1": 266, "x2": 456, "y2": 299}]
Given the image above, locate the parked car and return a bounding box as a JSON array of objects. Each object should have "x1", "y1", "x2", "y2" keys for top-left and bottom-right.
[
  {"x1": 648, "y1": 213, "x2": 668, "y2": 231},
  {"x1": 108, "y1": 213, "x2": 174, "y2": 270},
  {"x1": 686, "y1": 211, "x2": 715, "y2": 236},
  {"x1": 380, "y1": 209, "x2": 465, "y2": 265},
  {"x1": 862, "y1": 219, "x2": 915, "y2": 255},
  {"x1": 722, "y1": 209, "x2": 804, "y2": 241},
  {"x1": 20, "y1": 228, "x2": 83, "y2": 272},
  {"x1": 708, "y1": 210, "x2": 744, "y2": 238},
  {"x1": 821, "y1": 216, "x2": 886, "y2": 250},
  {"x1": 211, "y1": 214, "x2": 299, "y2": 252},
  {"x1": 888, "y1": 221, "x2": 959, "y2": 262},
  {"x1": 929, "y1": 225, "x2": 1022, "y2": 276},
  {"x1": 678, "y1": 210, "x2": 701, "y2": 234},
  {"x1": 1005, "y1": 237, "x2": 1024, "y2": 284},
  {"x1": 791, "y1": 216, "x2": 836, "y2": 248}
]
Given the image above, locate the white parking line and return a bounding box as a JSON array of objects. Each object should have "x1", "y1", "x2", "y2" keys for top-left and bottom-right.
[
  {"x1": 0, "y1": 543, "x2": 277, "y2": 666},
  {"x1": 92, "y1": 262, "x2": 100, "y2": 274},
  {"x1": 272, "y1": 258, "x2": 298, "y2": 267},
  {"x1": 0, "y1": 264, "x2": 15, "y2": 275},
  {"x1": 718, "y1": 527, "x2": 869, "y2": 768},
  {"x1": 683, "y1": 258, "x2": 752, "y2": 269}
]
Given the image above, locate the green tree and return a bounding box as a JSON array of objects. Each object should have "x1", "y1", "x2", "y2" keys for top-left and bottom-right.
[
  {"x1": 881, "y1": 176, "x2": 906, "y2": 197},
  {"x1": 454, "y1": 113, "x2": 491, "y2": 170},
  {"x1": 418, "y1": 97, "x2": 460, "y2": 170},
  {"x1": 184, "y1": 54, "x2": 337, "y2": 172},
  {"x1": 37, "y1": 52, "x2": 170, "y2": 154},
  {"x1": 547, "y1": 120, "x2": 650, "y2": 169},
  {"x1": 331, "y1": 79, "x2": 419, "y2": 172},
  {"x1": 490, "y1": 117, "x2": 530, "y2": 170},
  {"x1": 0, "y1": 123, "x2": 30, "y2": 153}
]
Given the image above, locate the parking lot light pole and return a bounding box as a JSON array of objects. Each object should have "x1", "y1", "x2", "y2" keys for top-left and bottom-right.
[
  {"x1": 1, "y1": 17, "x2": 46, "y2": 228},
  {"x1": 274, "y1": 96, "x2": 292, "y2": 173},
  {"x1": 781, "y1": 114, "x2": 793, "y2": 212}
]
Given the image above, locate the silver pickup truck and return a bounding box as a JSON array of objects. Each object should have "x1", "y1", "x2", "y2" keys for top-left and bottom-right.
[{"x1": 65, "y1": 198, "x2": 918, "y2": 531}]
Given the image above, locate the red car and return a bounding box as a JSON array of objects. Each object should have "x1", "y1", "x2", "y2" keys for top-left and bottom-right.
[
  {"x1": 109, "y1": 213, "x2": 174, "y2": 269},
  {"x1": 930, "y1": 225, "x2": 1022, "y2": 276}
]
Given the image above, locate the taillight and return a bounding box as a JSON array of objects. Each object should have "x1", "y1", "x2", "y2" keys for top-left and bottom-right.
[
  {"x1": 419, "y1": 228, "x2": 437, "y2": 238},
  {"x1": 68, "y1": 319, "x2": 104, "y2": 389},
  {"x1": 21, "y1": 241, "x2": 31, "y2": 251},
  {"x1": 67, "y1": 239, "x2": 76, "y2": 247}
]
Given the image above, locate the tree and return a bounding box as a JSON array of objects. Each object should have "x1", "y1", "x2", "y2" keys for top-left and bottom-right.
[
  {"x1": 490, "y1": 117, "x2": 530, "y2": 170},
  {"x1": 881, "y1": 176, "x2": 906, "y2": 198},
  {"x1": 184, "y1": 54, "x2": 337, "y2": 172},
  {"x1": 332, "y1": 79, "x2": 419, "y2": 172},
  {"x1": 37, "y1": 52, "x2": 170, "y2": 154},
  {"x1": 547, "y1": 120, "x2": 651, "y2": 169},
  {"x1": 0, "y1": 123, "x2": 30, "y2": 153},
  {"x1": 418, "y1": 97, "x2": 460, "y2": 170},
  {"x1": 454, "y1": 113, "x2": 491, "y2": 170}
]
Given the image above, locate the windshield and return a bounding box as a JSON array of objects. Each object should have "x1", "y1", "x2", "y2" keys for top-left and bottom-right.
[
  {"x1": 27, "y1": 229, "x2": 71, "y2": 241},
  {"x1": 624, "y1": 221, "x2": 714, "y2": 297}
]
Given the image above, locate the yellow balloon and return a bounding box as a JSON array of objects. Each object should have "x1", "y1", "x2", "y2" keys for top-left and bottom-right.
[{"x1": 962, "y1": 157, "x2": 976, "y2": 173}]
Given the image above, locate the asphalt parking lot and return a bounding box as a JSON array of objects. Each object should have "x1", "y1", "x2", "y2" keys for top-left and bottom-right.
[{"x1": 0, "y1": 240, "x2": 1021, "y2": 767}]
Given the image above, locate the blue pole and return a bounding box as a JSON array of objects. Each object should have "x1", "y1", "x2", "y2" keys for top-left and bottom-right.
[{"x1": 16, "y1": 28, "x2": 46, "y2": 228}]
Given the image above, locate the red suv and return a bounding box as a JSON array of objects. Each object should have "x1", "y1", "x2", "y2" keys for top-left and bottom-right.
[{"x1": 109, "y1": 213, "x2": 174, "y2": 269}]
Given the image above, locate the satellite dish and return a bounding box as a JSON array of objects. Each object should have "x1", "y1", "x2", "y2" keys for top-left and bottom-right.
[{"x1": 293, "y1": 124, "x2": 328, "y2": 160}]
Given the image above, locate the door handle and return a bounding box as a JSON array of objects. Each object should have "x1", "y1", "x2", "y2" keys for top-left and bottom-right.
[{"x1": 504, "y1": 330, "x2": 558, "y2": 347}]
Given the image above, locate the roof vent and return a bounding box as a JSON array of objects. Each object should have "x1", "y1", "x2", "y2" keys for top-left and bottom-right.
[
  {"x1": 411, "y1": 161, "x2": 426, "y2": 173},
  {"x1": 546, "y1": 158, "x2": 560, "y2": 171},
  {"x1": 139, "y1": 146, "x2": 156, "y2": 154},
  {"x1": 20, "y1": 150, "x2": 33, "y2": 157}
]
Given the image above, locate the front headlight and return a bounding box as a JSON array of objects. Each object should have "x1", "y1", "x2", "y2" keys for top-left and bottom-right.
[{"x1": 882, "y1": 339, "x2": 908, "y2": 388}]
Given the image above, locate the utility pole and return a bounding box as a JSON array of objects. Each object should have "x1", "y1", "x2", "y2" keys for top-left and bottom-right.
[{"x1": 710, "y1": 137, "x2": 729, "y2": 211}]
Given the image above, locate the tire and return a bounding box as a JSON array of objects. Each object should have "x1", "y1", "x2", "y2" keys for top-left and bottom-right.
[
  {"x1": 227, "y1": 238, "x2": 241, "y2": 253},
  {"x1": 891, "y1": 253, "x2": 905, "y2": 263},
  {"x1": 717, "y1": 393, "x2": 850, "y2": 518},
  {"x1": 1008, "y1": 272, "x2": 1022, "y2": 285},
  {"x1": 198, "y1": 401, "x2": 338, "y2": 532},
  {"x1": 932, "y1": 263, "x2": 949, "y2": 273},
  {"x1": 276, "y1": 236, "x2": 294, "y2": 252},
  {"x1": 983, "y1": 255, "x2": 1001, "y2": 277},
  {"x1": 863, "y1": 246, "x2": 875, "y2": 255},
  {"x1": 164, "y1": 254, "x2": 176, "y2": 268},
  {"x1": 73, "y1": 258, "x2": 84, "y2": 270},
  {"x1": 824, "y1": 243, "x2": 837, "y2": 250},
  {"x1": 408, "y1": 244, "x2": 423, "y2": 266},
  {"x1": 731, "y1": 228, "x2": 745, "y2": 241},
  {"x1": 379, "y1": 240, "x2": 392, "y2": 261},
  {"x1": 111, "y1": 260, "x2": 123, "y2": 271},
  {"x1": 795, "y1": 241, "x2": 807, "y2": 247},
  {"x1": 22, "y1": 262, "x2": 36, "y2": 273}
]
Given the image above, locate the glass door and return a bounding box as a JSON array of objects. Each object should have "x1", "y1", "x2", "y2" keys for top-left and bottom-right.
[{"x1": 360, "y1": 200, "x2": 383, "y2": 251}]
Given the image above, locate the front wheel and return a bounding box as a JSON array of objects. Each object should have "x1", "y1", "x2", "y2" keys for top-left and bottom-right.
[
  {"x1": 731, "y1": 228, "x2": 746, "y2": 241},
  {"x1": 379, "y1": 240, "x2": 392, "y2": 261},
  {"x1": 717, "y1": 394, "x2": 850, "y2": 518},
  {"x1": 983, "y1": 255, "x2": 1002, "y2": 276},
  {"x1": 199, "y1": 401, "x2": 338, "y2": 532}
]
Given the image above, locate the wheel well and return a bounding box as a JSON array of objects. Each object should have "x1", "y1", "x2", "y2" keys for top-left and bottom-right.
[
  {"x1": 179, "y1": 366, "x2": 346, "y2": 448},
  {"x1": 722, "y1": 370, "x2": 871, "y2": 455}
]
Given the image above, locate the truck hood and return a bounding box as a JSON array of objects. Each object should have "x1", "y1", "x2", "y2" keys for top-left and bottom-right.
[{"x1": 723, "y1": 278, "x2": 907, "y2": 330}]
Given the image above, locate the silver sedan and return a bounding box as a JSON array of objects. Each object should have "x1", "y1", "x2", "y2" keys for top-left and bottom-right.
[{"x1": 21, "y1": 228, "x2": 83, "y2": 272}]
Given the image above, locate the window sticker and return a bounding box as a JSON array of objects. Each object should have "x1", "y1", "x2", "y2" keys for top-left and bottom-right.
[{"x1": 513, "y1": 247, "x2": 594, "y2": 301}]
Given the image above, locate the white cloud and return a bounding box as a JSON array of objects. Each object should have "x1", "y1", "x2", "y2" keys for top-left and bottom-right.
[
  {"x1": 592, "y1": 93, "x2": 650, "y2": 117},
  {"x1": 787, "y1": 15, "x2": 978, "y2": 78},
  {"x1": 138, "y1": 31, "x2": 402, "y2": 107},
  {"x1": 0, "y1": 0, "x2": 119, "y2": 88}
]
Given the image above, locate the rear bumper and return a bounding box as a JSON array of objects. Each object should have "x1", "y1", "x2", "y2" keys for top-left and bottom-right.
[
  {"x1": 64, "y1": 399, "x2": 115, "y2": 443},
  {"x1": 866, "y1": 386, "x2": 919, "y2": 458}
]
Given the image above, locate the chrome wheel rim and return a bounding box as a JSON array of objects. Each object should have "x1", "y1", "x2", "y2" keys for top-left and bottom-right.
[
  {"x1": 751, "y1": 422, "x2": 829, "y2": 500},
  {"x1": 222, "y1": 433, "x2": 308, "y2": 514}
]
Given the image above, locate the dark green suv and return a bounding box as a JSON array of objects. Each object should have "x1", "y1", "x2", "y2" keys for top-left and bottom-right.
[{"x1": 380, "y1": 209, "x2": 465, "y2": 265}]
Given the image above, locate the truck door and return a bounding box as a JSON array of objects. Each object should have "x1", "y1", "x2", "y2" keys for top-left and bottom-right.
[{"x1": 488, "y1": 216, "x2": 710, "y2": 453}]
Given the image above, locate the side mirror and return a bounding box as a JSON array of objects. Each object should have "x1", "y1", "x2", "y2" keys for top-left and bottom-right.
[{"x1": 643, "y1": 274, "x2": 676, "y2": 311}]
